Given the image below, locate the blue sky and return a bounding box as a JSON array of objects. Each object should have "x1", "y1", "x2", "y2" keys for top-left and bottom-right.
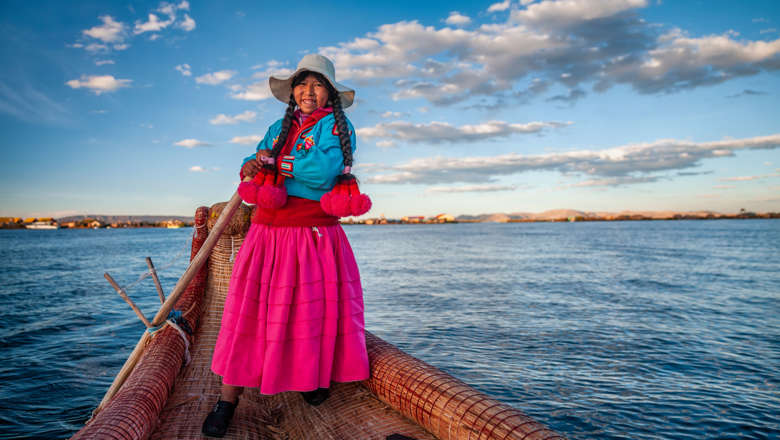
[{"x1": 1, "y1": 0, "x2": 778, "y2": 219}]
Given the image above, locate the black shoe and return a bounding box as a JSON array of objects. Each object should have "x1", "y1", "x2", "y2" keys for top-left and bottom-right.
[
  {"x1": 301, "y1": 387, "x2": 330, "y2": 406},
  {"x1": 202, "y1": 398, "x2": 238, "y2": 438}
]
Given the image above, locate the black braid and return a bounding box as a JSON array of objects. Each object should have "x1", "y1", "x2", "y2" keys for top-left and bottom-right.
[
  {"x1": 270, "y1": 95, "x2": 297, "y2": 161},
  {"x1": 331, "y1": 95, "x2": 353, "y2": 169}
]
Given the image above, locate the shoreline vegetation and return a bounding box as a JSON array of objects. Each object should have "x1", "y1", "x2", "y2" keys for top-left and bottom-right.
[{"x1": 1, "y1": 209, "x2": 778, "y2": 229}]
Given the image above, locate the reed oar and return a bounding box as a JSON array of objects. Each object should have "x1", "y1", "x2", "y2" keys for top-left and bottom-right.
[
  {"x1": 104, "y1": 272, "x2": 153, "y2": 328},
  {"x1": 150, "y1": 187, "x2": 245, "y2": 327},
  {"x1": 94, "y1": 183, "x2": 247, "y2": 416},
  {"x1": 146, "y1": 257, "x2": 166, "y2": 303}
]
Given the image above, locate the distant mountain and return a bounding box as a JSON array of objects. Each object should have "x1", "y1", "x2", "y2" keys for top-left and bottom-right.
[
  {"x1": 456, "y1": 209, "x2": 727, "y2": 222},
  {"x1": 57, "y1": 214, "x2": 194, "y2": 224}
]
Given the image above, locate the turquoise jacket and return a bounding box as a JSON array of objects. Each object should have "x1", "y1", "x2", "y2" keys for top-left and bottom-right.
[{"x1": 242, "y1": 110, "x2": 356, "y2": 202}]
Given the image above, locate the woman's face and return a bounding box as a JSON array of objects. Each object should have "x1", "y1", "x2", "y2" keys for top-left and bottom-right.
[{"x1": 293, "y1": 73, "x2": 330, "y2": 114}]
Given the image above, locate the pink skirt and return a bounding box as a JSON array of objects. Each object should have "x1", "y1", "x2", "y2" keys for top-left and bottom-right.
[{"x1": 210, "y1": 223, "x2": 369, "y2": 394}]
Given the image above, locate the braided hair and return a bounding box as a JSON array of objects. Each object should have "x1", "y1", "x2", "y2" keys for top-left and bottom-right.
[
  {"x1": 269, "y1": 95, "x2": 297, "y2": 164},
  {"x1": 270, "y1": 71, "x2": 354, "y2": 178}
]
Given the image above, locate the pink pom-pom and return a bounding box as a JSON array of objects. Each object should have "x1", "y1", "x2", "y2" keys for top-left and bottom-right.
[
  {"x1": 238, "y1": 181, "x2": 259, "y2": 204},
  {"x1": 320, "y1": 192, "x2": 334, "y2": 214},
  {"x1": 256, "y1": 184, "x2": 287, "y2": 209},
  {"x1": 329, "y1": 193, "x2": 353, "y2": 217},
  {"x1": 350, "y1": 193, "x2": 372, "y2": 216}
]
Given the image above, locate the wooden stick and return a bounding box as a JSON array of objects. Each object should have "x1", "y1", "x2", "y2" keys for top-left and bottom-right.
[
  {"x1": 146, "y1": 257, "x2": 166, "y2": 304},
  {"x1": 104, "y1": 272, "x2": 153, "y2": 328},
  {"x1": 94, "y1": 182, "x2": 246, "y2": 416},
  {"x1": 150, "y1": 186, "x2": 245, "y2": 327}
]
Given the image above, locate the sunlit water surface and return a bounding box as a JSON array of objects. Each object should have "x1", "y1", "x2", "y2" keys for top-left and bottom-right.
[{"x1": 0, "y1": 220, "x2": 778, "y2": 439}]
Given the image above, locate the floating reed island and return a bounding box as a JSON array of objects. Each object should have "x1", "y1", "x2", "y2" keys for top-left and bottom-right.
[{"x1": 71, "y1": 189, "x2": 565, "y2": 440}]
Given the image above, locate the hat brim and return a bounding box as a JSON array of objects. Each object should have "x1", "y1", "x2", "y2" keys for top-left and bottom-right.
[{"x1": 269, "y1": 67, "x2": 355, "y2": 108}]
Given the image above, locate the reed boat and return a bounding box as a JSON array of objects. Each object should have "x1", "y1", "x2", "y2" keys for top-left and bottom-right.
[{"x1": 72, "y1": 191, "x2": 566, "y2": 440}]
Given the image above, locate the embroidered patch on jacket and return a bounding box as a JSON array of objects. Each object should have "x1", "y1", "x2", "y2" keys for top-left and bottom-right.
[
  {"x1": 332, "y1": 123, "x2": 353, "y2": 137},
  {"x1": 299, "y1": 127, "x2": 313, "y2": 140},
  {"x1": 280, "y1": 155, "x2": 294, "y2": 177},
  {"x1": 297, "y1": 135, "x2": 315, "y2": 151},
  {"x1": 271, "y1": 134, "x2": 279, "y2": 147}
]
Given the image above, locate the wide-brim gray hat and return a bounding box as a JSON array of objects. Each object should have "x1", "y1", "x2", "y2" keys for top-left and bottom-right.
[{"x1": 269, "y1": 54, "x2": 355, "y2": 108}]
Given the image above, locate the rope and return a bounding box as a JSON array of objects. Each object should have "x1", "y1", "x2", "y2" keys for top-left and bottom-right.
[
  {"x1": 229, "y1": 236, "x2": 236, "y2": 263},
  {"x1": 166, "y1": 318, "x2": 192, "y2": 366},
  {"x1": 147, "y1": 309, "x2": 193, "y2": 366},
  {"x1": 114, "y1": 232, "x2": 192, "y2": 295}
]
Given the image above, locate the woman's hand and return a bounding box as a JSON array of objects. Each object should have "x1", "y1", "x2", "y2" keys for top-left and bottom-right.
[
  {"x1": 241, "y1": 159, "x2": 261, "y2": 178},
  {"x1": 256, "y1": 149, "x2": 275, "y2": 166}
]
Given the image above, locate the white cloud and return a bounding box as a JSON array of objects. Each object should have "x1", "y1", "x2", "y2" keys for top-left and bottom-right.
[
  {"x1": 510, "y1": 0, "x2": 648, "y2": 28},
  {"x1": 487, "y1": 1, "x2": 511, "y2": 13},
  {"x1": 358, "y1": 120, "x2": 571, "y2": 144},
  {"x1": 179, "y1": 14, "x2": 196, "y2": 31},
  {"x1": 622, "y1": 30, "x2": 780, "y2": 93},
  {"x1": 189, "y1": 166, "x2": 205, "y2": 172},
  {"x1": 230, "y1": 135, "x2": 263, "y2": 145},
  {"x1": 365, "y1": 134, "x2": 780, "y2": 185},
  {"x1": 65, "y1": 75, "x2": 132, "y2": 95},
  {"x1": 427, "y1": 184, "x2": 517, "y2": 193},
  {"x1": 82, "y1": 16, "x2": 126, "y2": 43},
  {"x1": 381, "y1": 111, "x2": 404, "y2": 118},
  {"x1": 175, "y1": 139, "x2": 211, "y2": 148},
  {"x1": 196, "y1": 70, "x2": 236, "y2": 85},
  {"x1": 720, "y1": 172, "x2": 780, "y2": 182},
  {"x1": 315, "y1": 1, "x2": 780, "y2": 106},
  {"x1": 230, "y1": 82, "x2": 272, "y2": 101},
  {"x1": 95, "y1": 60, "x2": 115, "y2": 66},
  {"x1": 175, "y1": 63, "x2": 192, "y2": 76},
  {"x1": 77, "y1": 3, "x2": 194, "y2": 53},
  {"x1": 376, "y1": 140, "x2": 397, "y2": 148},
  {"x1": 445, "y1": 12, "x2": 471, "y2": 26},
  {"x1": 136, "y1": 2, "x2": 194, "y2": 34},
  {"x1": 209, "y1": 110, "x2": 257, "y2": 125},
  {"x1": 85, "y1": 43, "x2": 109, "y2": 52},
  {"x1": 567, "y1": 176, "x2": 660, "y2": 187},
  {"x1": 134, "y1": 13, "x2": 174, "y2": 34}
]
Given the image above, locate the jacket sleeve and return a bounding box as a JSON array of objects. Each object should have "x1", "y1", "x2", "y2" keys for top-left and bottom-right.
[
  {"x1": 280, "y1": 118, "x2": 356, "y2": 190},
  {"x1": 240, "y1": 122, "x2": 279, "y2": 177}
]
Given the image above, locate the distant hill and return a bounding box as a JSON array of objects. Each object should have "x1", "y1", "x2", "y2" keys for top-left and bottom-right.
[
  {"x1": 57, "y1": 214, "x2": 194, "y2": 224},
  {"x1": 456, "y1": 209, "x2": 729, "y2": 222}
]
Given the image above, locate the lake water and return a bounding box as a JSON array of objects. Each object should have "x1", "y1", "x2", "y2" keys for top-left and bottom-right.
[{"x1": 0, "y1": 220, "x2": 778, "y2": 439}]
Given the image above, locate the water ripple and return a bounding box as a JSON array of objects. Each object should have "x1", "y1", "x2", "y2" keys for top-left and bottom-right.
[{"x1": 1, "y1": 221, "x2": 779, "y2": 439}]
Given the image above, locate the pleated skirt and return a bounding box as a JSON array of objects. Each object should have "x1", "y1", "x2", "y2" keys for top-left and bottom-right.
[{"x1": 210, "y1": 223, "x2": 369, "y2": 394}]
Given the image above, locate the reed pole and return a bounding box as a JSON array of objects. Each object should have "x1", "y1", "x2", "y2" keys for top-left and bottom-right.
[
  {"x1": 145, "y1": 257, "x2": 166, "y2": 303},
  {"x1": 92, "y1": 189, "x2": 235, "y2": 418},
  {"x1": 93, "y1": 182, "x2": 247, "y2": 416},
  {"x1": 150, "y1": 186, "x2": 244, "y2": 327},
  {"x1": 104, "y1": 272, "x2": 153, "y2": 328}
]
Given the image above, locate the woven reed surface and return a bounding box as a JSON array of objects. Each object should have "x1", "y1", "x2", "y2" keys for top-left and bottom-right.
[
  {"x1": 364, "y1": 333, "x2": 565, "y2": 440},
  {"x1": 151, "y1": 202, "x2": 437, "y2": 440},
  {"x1": 72, "y1": 206, "x2": 211, "y2": 440}
]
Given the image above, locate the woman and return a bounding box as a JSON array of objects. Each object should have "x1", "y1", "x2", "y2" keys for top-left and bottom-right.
[{"x1": 203, "y1": 54, "x2": 370, "y2": 438}]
